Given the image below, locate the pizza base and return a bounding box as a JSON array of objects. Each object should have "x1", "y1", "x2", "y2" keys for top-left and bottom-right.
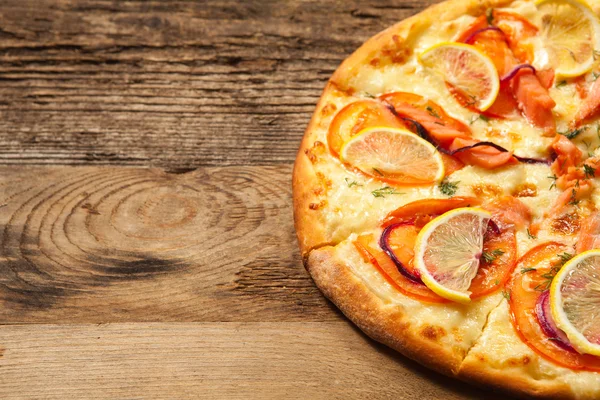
[{"x1": 293, "y1": 0, "x2": 600, "y2": 397}]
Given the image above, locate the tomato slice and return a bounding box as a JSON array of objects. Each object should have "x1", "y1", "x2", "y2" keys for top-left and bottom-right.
[
  {"x1": 508, "y1": 242, "x2": 600, "y2": 371},
  {"x1": 354, "y1": 197, "x2": 518, "y2": 302},
  {"x1": 471, "y1": 227, "x2": 517, "y2": 298},
  {"x1": 382, "y1": 197, "x2": 481, "y2": 227},
  {"x1": 354, "y1": 233, "x2": 447, "y2": 303},
  {"x1": 384, "y1": 223, "x2": 420, "y2": 278},
  {"x1": 327, "y1": 100, "x2": 405, "y2": 157}
]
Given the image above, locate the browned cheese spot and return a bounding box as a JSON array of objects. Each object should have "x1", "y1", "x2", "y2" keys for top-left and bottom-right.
[
  {"x1": 472, "y1": 183, "x2": 503, "y2": 197},
  {"x1": 305, "y1": 141, "x2": 327, "y2": 164},
  {"x1": 551, "y1": 213, "x2": 580, "y2": 235},
  {"x1": 309, "y1": 200, "x2": 327, "y2": 211},
  {"x1": 420, "y1": 325, "x2": 446, "y2": 342},
  {"x1": 513, "y1": 183, "x2": 537, "y2": 198},
  {"x1": 320, "y1": 103, "x2": 337, "y2": 118}
]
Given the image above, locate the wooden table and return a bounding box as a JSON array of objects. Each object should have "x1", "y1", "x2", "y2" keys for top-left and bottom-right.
[{"x1": 0, "y1": 1, "x2": 510, "y2": 398}]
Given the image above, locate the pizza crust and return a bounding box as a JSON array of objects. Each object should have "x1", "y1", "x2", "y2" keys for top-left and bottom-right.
[
  {"x1": 293, "y1": 0, "x2": 600, "y2": 397},
  {"x1": 307, "y1": 240, "x2": 502, "y2": 376}
]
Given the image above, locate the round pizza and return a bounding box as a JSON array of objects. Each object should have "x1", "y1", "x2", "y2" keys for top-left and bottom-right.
[{"x1": 292, "y1": 0, "x2": 600, "y2": 398}]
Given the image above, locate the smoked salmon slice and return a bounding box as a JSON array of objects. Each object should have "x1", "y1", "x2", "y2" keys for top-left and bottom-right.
[
  {"x1": 458, "y1": 14, "x2": 556, "y2": 134},
  {"x1": 574, "y1": 78, "x2": 600, "y2": 126}
]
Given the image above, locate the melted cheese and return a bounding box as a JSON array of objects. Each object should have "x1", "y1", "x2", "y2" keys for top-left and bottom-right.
[
  {"x1": 337, "y1": 239, "x2": 503, "y2": 352},
  {"x1": 463, "y1": 301, "x2": 600, "y2": 398},
  {"x1": 301, "y1": 0, "x2": 600, "y2": 389}
]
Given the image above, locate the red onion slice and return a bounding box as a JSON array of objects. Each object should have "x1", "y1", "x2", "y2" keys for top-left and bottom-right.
[
  {"x1": 463, "y1": 26, "x2": 504, "y2": 45},
  {"x1": 535, "y1": 291, "x2": 576, "y2": 352},
  {"x1": 448, "y1": 141, "x2": 552, "y2": 165},
  {"x1": 501, "y1": 64, "x2": 537, "y2": 84},
  {"x1": 387, "y1": 111, "x2": 552, "y2": 165},
  {"x1": 379, "y1": 223, "x2": 423, "y2": 284}
]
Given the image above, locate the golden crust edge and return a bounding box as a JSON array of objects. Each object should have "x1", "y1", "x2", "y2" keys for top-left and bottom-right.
[
  {"x1": 306, "y1": 246, "x2": 465, "y2": 376},
  {"x1": 295, "y1": 0, "x2": 600, "y2": 397},
  {"x1": 293, "y1": 0, "x2": 516, "y2": 257}
]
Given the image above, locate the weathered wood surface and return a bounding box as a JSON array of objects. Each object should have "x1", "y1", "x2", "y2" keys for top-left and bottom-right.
[
  {"x1": 0, "y1": 323, "x2": 503, "y2": 400},
  {"x1": 0, "y1": 0, "x2": 436, "y2": 167},
  {"x1": 0, "y1": 1, "x2": 514, "y2": 399}
]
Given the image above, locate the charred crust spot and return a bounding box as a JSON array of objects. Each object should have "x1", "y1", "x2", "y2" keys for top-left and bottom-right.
[
  {"x1": 507, "y1": 355, "x2": 531, "y2": 367},
  {"x1": 476, "y1": 354, "x2": 486, "y2": 362},
  {"x1": 472, "y1": 183, "x2": 503, "y2": 197},
  {"x1": 320, "y1": 103, "x2": 337, "y2": 118},
  {"x1": 513, "y1": 183, "x2": 537, "y2": 198},
  {"x1": 315, "y1": 172, "x2": 332, "y2": 188},
  {"x1": 551, "y1": 213, "x2": 580, "y2": 235},
  {"x1": 305, "y1": 141, "x2": 327, "y2": 164},
  {"x1": 420, "y1": 325, "x2": 446, "y2": 341},
  {"x1": 309, "y1": 200, "x2": 327, "y2": 210}
]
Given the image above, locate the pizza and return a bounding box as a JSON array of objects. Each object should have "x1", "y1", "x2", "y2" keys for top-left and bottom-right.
[{"x1": 292, "y1": 0, "x2": 600, "y2": 398}]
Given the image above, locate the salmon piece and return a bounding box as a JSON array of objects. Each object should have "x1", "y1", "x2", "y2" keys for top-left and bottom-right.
[
  {"x1": 512, "y1": 70, "x2": 556, "y2": 136},
  {"x1": 441, "y1": 153, "x2": 465, "y2": 176},
  {"x1": 574, "y1": 78, "x2": 600, "y2": 126},
  {"x1": 536, "y1": 69, "x2": 555, "y2": 89},
  {"x1": 485, "y1": 196, "x2": 532, "y2": 229},
  {"x1": 546, "y1": 180, "x2": 593, "y2": 217},
  {"x1": 494, "y1": 10, "x2": 538, "y2": 64},
  {"x1": 484, "y1": 85, "x2": 520, "y2": 119},
  {"x1": 449, "y1": 137, "x2": 516, "y2": 169},
  {"x1": 551, "y1": 134, "x2": 583, "y2": 179},
  {"x1": 577, "y1": 212, "x2": 600, "y2": 252},
  {"x1": 459, "y1": 15, "x2": 556, "y2": 134}
]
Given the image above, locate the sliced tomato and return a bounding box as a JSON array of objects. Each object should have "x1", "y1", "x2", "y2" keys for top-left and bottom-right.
[
  {"x1": 385, "y1": 223, "x2": 419, "y2": 275},
  {"x1": 357, "y1": 218, "x2": 516, "y2": 302},
  {"x1": 471, "y1": 227, "x2": 517, "y2": 298},
  {"x1": 354, "y1": 234, "x2": 446, "y2": 303},
  {"x1": 508, "y1": 242, "x2": 600, "y2": 371},
  {"x1": 382, "y1": 197, "x2": 481, "y2": 227},
  {"x1": 327, "y1": 100, "x2": 405, "y2": 157}
]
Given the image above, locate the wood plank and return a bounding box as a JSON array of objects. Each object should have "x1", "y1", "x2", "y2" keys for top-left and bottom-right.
[
  {"x1": 0, "y1": 0, "x2": 437, "y2": 167},
  {"x1": 0, "y1": 322, "x2": 508, "y2": 399},
  {"x1": 0, "y1": 165, "x2": 341, "y2": 323}
]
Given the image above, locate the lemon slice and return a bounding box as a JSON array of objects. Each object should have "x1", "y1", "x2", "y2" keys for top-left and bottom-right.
[
  {"x1": 419, "y1": 42, "x2": 500, "y2": 111},
  {"x1": 535, "y1": 0, "x2": 600, "y2": 78},
  {"x1": 414, "y1": 207, "x2": 491, "y2": 303},
  {"x1": 550, "y1": 249, "x2": 600, "y2": 356},
  {"x1": 340, "y1": 127, "x2": 444, "y2": 183}
]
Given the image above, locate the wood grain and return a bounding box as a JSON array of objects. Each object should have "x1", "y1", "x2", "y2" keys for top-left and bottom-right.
[
  {"x1": 0, "y1": 0, "x2": 436, "y2": 167},
  {"x1": 0, "y1": 322, "x2": 506, "y2": 400},
  {"x1": 0, "y1": 165, "x2": 339, "y2": 323}
]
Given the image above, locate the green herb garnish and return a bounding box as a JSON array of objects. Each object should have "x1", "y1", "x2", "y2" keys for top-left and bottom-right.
[
  {"x1": 345, "y1": 178, "x2": 362, "y2": 188},
  {"x1": 584, "y1": 164, "x2": 596, "y2": 179},
  {"x1": 372, "y1": 186, "x2": 403, "y2": 198},
  {"x1": 482, "y1": 248, "x2": 505, "y2": 263},
  {"x1": 439, "y1": 179, "x2": 459, "y2": 196}
]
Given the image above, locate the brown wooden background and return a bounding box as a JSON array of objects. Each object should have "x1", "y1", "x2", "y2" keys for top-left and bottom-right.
[{"x1": 0, "y1": 1, "x2": 509, "y2": 398}]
